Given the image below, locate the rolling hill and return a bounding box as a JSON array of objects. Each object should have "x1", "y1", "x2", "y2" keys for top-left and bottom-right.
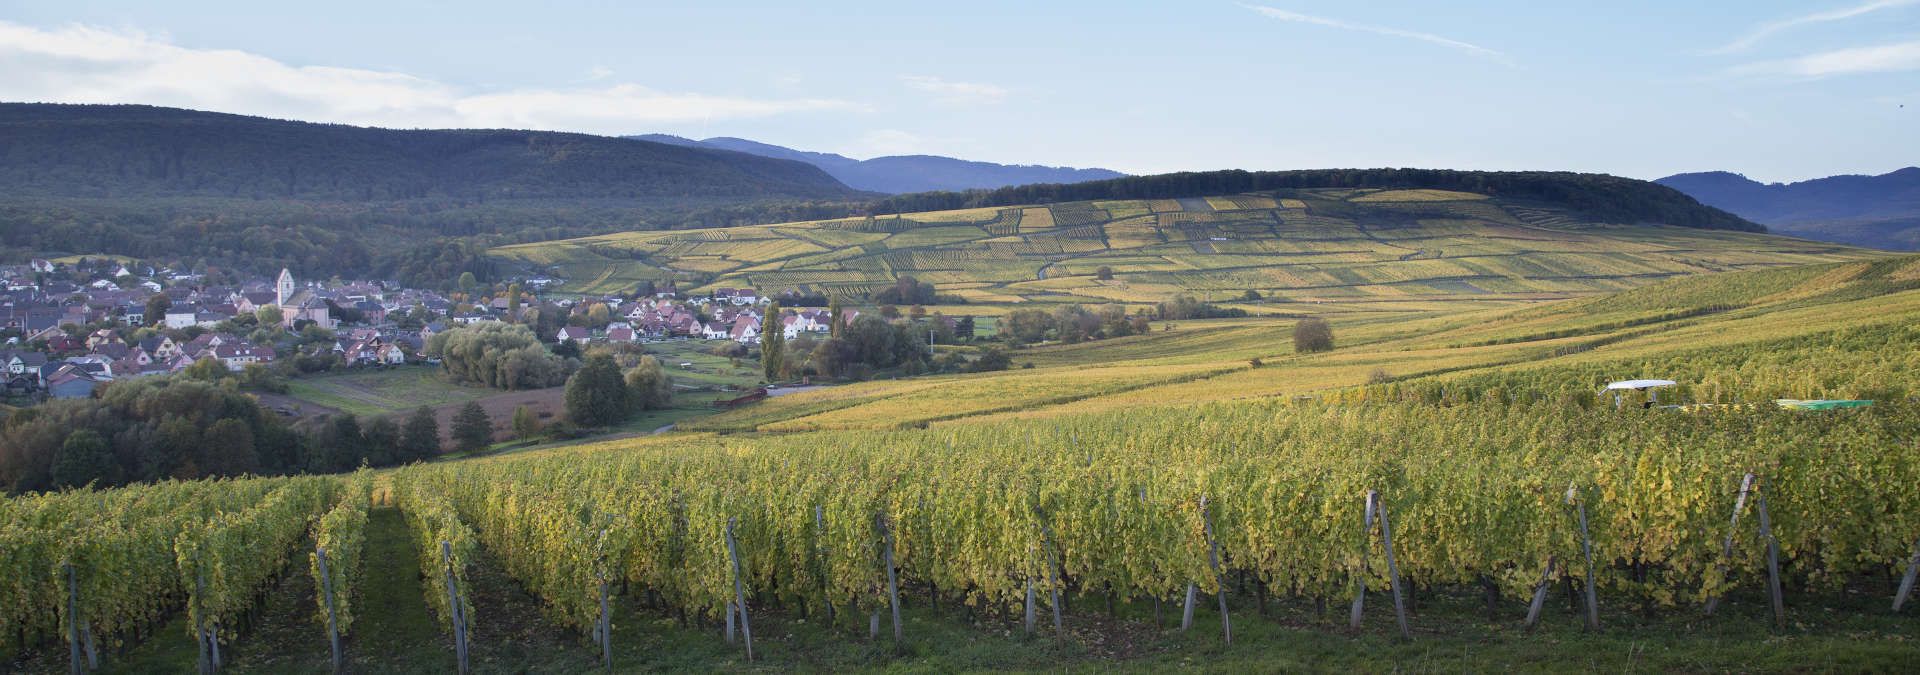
[
  {"x1": 0, "y1": 103, "x2": 876, "y2": 282},
  {"x1": 494, "y1": 186, "x2": 1857, "y2": 305},
  {"x1": 680, "y1": 254, "x2": 1920, "y2": 433},
  {"x1": 1658, "y1": 168, "x2": 1920, "y2": 250},
  {"x1": 630, "y1": 134, "x2": 1126, "y2": 193},
  {"x1": 0, "y1": 104, "x2": 860, "y2": 200}
]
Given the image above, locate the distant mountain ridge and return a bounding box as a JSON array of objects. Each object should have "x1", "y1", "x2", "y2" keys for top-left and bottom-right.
[
  {"x1": 0, "y1": 103, "x2": 859, "y2": 201},
  {"x1": 1657, "y1": 168, "x2": 1920, "y2": 250},
  {"x1": 629, "y1": 134, "x2": 1126, "y2": 193}
]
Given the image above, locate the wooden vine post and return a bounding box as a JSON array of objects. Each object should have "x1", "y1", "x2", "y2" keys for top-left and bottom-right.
[
  {"x1": 1349, "y1": 492, "x2": 1375, "y2": 631},
  {"x1": 1895, "y1": 537, "x2": 1920, "y2": 613},
  {"x1": 66, "y1": 562, "x2": 82, "y2": 675},
  {"x1": 1024, "y1": 581, "x2": 1037, "y2": 636},
  {"x1": 1705, "y1": 473, "x2": 1754, "y2": 616},
  {"x1": 1181, "y1": 583, "x2": 1198, "y2": 631},
  {"x1": 441, "y1": 541, "x2": 469, "y2": 675},
  {"x1": 1375, "y1": 492, "x2": 1411, "y2": 641},
  {"x1": 194, "y1": 566, "x2": 217, "y2": 675},
  {"x1": 597, "y1": 579, "x2": 611, "y2": 671},
  {"x1": 315, "y1": 545, "x2": 343, "y2": 673},
  {"x1": 1036, "y1": 510, "x2": 1064, "y2": 639},
  {"x1": 812, "y1": 505, "x2": 835, "y2": 625},
  {"x1": 877, "y1": 513, "x2": 903, "y2": 647},
  {"x1": 1568, "y1": 486, "x2": 1600, "y2": 631},
  {"x1": 1523, "y1": 557, "x2": 1556, "y2": 631},
  {"x1": 1200, "y1": 496, "x2": 1232, "y2": 645},
  {"x1": 725, "y1": 517, "x2": 753, "y2": 661},
  {"x1": 1754, "y1": 479, "x2": 1786, "y2": 630}
]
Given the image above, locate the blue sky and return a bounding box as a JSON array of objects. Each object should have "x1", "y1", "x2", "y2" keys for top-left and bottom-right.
[{"x1": 2, "y1": 1, "x2": 1916, "y2": 182}]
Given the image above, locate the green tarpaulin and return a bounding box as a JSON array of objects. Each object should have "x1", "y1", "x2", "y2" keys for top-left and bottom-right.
[{"x1": 1775, "y1": 399, "x2": 1875, "y2": 411}]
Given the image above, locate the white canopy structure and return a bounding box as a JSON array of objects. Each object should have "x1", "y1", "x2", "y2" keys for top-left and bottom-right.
[
  {"x1": 1604, "y1": 379, "x2": 1677, "y2": 391},
  {"x1": 1603, "y1": 379, "x2": 1678, "y2": 409}
]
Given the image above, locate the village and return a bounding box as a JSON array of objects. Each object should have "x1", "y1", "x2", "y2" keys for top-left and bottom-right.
[{"x1": 0, "y1": 257, "x2": 887, "y2": 403}]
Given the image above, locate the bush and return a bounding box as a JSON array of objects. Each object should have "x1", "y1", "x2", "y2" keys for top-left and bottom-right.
[
  {"x1": 625, "y1": 356, "x2": 674, "y2": 412},
  {"x1": 400, "y1": 406, "x2": 440, "y2": 461},
  {"x1": 451, "y1": 401, "x2": 492, "y2": 453},
  {"x1": 511, "y1": 405, "x2": 542, "y2": 440},
  {"x1": 563, "y1": 353, "x2": 628, "y2": 427},
  {"x1": 429, "y1": 323, "x2": 568, "y2": 390},
  {"x1": 968, "y1": 347, "x2": 1012, "y2": 373},
  {"x1": 1294, "y1": 317, "x2": 1335, "y2": 354}
]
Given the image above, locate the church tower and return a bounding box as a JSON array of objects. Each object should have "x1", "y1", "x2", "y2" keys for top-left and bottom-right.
[{"x1": 276, "y1": 268, "x2": 295, "y2": 306}]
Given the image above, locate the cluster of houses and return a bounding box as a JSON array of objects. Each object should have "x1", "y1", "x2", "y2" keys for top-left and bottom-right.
[
  {"x1": 551, "y1": 290, "x2": 838, "y2": 346},
  {"x1": 2, "y1": 257, "x2": 971, "y2": 401},
  {"x1": 1, "y1": 260, "x2": 453, "y2": 398}
]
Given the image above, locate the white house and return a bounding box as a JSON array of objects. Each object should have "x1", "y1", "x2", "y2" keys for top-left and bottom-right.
[
  {"x1": 555, "y1": 326, "x2": 590, "y2": 345},
  {"x1": 163, "y1": 307, "x2": 199, "y2": 329},
  {"x1": 729, "y1": 315, "x2": 761, "y2": 343}
]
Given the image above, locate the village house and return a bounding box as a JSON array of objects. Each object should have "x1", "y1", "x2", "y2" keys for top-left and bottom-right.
[
  {"x1": 555, "y1": 326, "x2": 590, "y2": 345},
  {"x1": 728, "y1": 314, "x2": 761, "y2": 343}
]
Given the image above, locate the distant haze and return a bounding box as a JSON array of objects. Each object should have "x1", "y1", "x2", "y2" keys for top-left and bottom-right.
[
  {"x1": 1658, "y1": 168, "x2": 1920, "y2": 250},
  {"x1": 630, "y1": 135, "x2": 1125, "y2": 193}
]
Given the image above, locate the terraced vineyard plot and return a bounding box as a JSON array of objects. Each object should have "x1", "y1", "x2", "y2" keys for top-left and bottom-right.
[
  {"x1": 495, "y1": 189, "x2": 1868, "y2": 306},
  {"x1": 1350, "y1": 188, "x2": 1491, "y2": 202},
  {"x1": 980, "y1": 208, "x2": 1023, "y2": 236},
  {"x1": 1049, "y1": 202, "x2": 1110, "y2": 227}
]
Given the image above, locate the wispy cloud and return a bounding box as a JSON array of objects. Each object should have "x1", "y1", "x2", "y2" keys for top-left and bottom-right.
[
  {"x1": 0, "y1": 21, "x2": 862, "y2": 133},
  {"x1": 1241, "y1": 4, "x2": 1508, "y2": 63},
  {"x1": 899, "y1": 75, "x2": 1009, "y2": 104},
  {"x1": 1711, "y1": 0, "x2": 1919, "y2": 54},
  {"x1": 1732, "y1": 39, "x2": 1920, "y2": 77},
  {"x1": 854, "y1": 129, "x2": 929, "y2": 156}
]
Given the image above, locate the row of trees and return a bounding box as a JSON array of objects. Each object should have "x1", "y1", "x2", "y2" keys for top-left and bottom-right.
[
  {"x1": 999, "y1": 305, "x2": 1151, "y2": 345},
  {"x1": 295, "y1": 406, "x2": 446, "y2": 473},
  {"x1": 0, "y1": 373, "x2": 480, "y2": 492},
  {"x1": 561, "y1": 352, "x2": 674, "y2": 428}
]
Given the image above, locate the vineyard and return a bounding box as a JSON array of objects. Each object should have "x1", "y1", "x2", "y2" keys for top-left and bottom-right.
[
  {"x1": 489, "y1": 189, "x2": 1868, "y2": 305},
  {"x1": 8, "y1": 255, "x2": 1920, "y2": 670},
  {"x1": 13, "y1": 397, "x2": 1918, "y2": 670}
]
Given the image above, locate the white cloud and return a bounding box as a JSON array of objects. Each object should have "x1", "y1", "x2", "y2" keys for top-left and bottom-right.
[
  {"x1": 1241, "y1": 4, "x2": 1509, "y2": 63},
  {"x1": 852, "y1": 129, "x2": 929, "y2": 156},
  {"x1": 899, "y1": 75, "x2": 1009, "y2": 104},
  {"x1": 1712, "y1": 0, "x2": 1918, "y2": 54},
  {"x1": 0, "y1": 20, "x2": 862, "y2": 133},
  {"x1": 583, "y1": 65, "x2": 614, "y2": 81},
  {"x1": 1733, "y1": 40, "x2": 1920, "y2": 77}
]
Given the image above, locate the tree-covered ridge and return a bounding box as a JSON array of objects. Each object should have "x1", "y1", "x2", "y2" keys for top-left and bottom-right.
[
  {"x1": 873, "y1": 168, "x2": 1762, "y2": 232},
  {"x1": 0, "y1": 103, "x2": 859, "y2": 201}
]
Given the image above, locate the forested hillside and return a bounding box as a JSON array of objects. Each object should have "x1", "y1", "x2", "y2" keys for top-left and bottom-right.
[
  {"x1": 0, "y1": 104, "x2": 869, "y2": 283},
  {"x1": 1659, "y1": 168, "x2": 1920, "y2": 250},
  {"x1": 0, "y1": 104, "x2": 855, "y2": 200},
  {"x1": 875, "y1": 169, "x2": 1762, "y2": 232}
]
